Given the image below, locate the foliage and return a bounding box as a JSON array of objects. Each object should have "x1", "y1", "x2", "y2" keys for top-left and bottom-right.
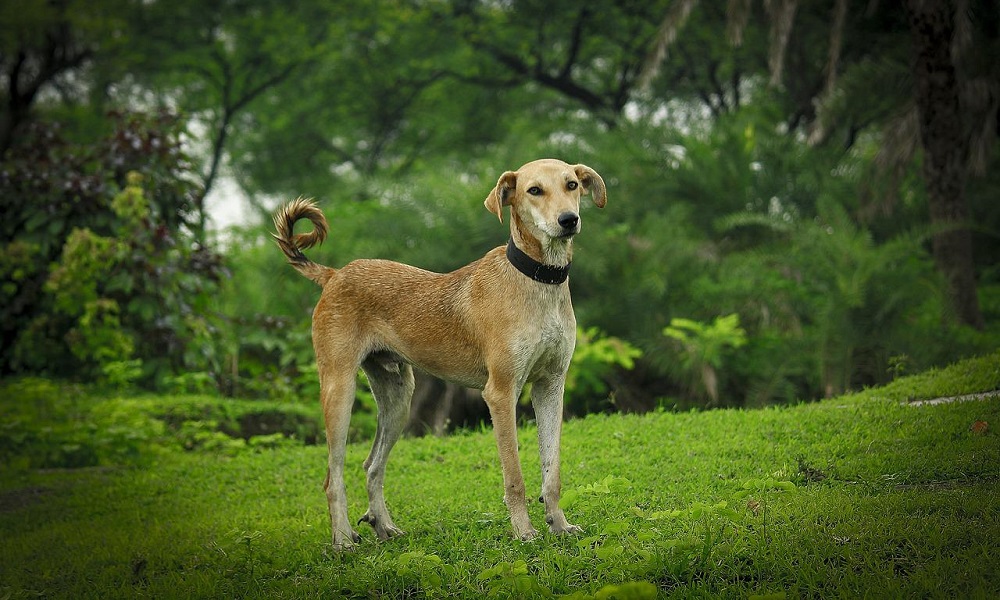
[
  {"x1": 394, "y1": 550, "x2": 454, "y2": 596},
  {"x1": 212, "y1": 104, "x2": 998, "y2": 410},
  {"x1": 1, "y1": 353, "x2": 998, "y2": 598},
  {"x1": 0, "y1": 0, "x2": 134, "y2": 153},
  {"x1": 0, "y1": 378, "x2": 327, "y2": 471},
  {"x1": 2, "y1": 0, "x2": 998, "y2": 410},
  {"x1": 663, "y1": 314, "x2": 747, "y2": 405},
  {"x1": 566, "y1": 327, "x2": 643, "y2": 414},
  {"x1": 0, "y1": 378, "x2": 163, "y2": 470},
  {"x1": 0, "y1": 112, "x2": 225, "y2": 385}
]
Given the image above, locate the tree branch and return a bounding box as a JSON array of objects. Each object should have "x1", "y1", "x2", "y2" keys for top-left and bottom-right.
[
  {"x1": 198, "y1": 58, "x2": 301, "y2": 233},
  {"x1": 559, "y1": 6, "x2": 591, "y2": 80},
  {"x1": 1, "y1": 31, "x2": 92, "y2": 156},
  {"x1": 486, "y1": 45, "x2": 611, "y2": 115}
]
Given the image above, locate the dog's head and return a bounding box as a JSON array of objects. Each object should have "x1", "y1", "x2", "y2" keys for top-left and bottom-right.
[{"x1": 484, "y1": 159, "x2": 607, "y2": 242}]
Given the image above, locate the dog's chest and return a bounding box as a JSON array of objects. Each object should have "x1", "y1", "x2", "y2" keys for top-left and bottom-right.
[{"x1": 518, "y1": 297, "x2": 575, "y2": 380}]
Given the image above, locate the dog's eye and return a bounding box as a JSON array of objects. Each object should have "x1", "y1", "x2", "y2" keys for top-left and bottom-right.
[
  {"x1": 566, "y1": 181, "x2": 579, "y2": 190},
  {"x1": 527, "y1": 186, "x2": 543, "y2": 196}
]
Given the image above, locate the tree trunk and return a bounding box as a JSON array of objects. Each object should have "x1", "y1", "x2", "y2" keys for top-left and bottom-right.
[{"x1": 905, "y1": 0, "x2": 984, "y2": 329}]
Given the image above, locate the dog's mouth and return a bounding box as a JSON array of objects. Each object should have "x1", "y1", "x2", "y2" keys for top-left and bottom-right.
[
  {"x1": 556, "y1": 222, "x2": 581, "y2": 239},
  {"x1": 535, "y1": 216, "x2": 580, "y2": 241},
  {"x1": 537, "y1": 224, "x2": 578, "y2": 240}
]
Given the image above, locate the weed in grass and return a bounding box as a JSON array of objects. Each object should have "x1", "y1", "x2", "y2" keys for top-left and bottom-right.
[
  {"x1": 635, "y1": 499, "x2": 743, "y2": 585},
  {"x1": 561, "y1": 580, "x2": 659, "y2": 599},
  {"x1": 733, "y1": 478, "x2": 796, "y2": 544},
  {"x1": 477, "y1": 559, "x2": 551, "y2": 598},
  {"x1": 394, "y1": 550, "x2": 453, "y2": 596},
  {"x1": 234, "y1": 529, "x2": 265, "y2": 579}
]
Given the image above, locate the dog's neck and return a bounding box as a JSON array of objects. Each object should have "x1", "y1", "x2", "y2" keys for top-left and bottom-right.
[
  {"x1": 506, "y1": 239, "x2": 570, "y2": 285},
  {"x1": 510, "y1": 223, "x2": 573, "y2": 267}
]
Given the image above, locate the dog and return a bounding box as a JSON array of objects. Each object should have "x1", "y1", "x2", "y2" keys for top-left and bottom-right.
[{"x1": 272, "y1": 158, "x2": 607, "y2": 550}]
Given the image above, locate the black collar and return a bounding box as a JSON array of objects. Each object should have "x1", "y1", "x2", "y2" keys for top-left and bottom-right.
[{"x1": 506, "y1": 239, "x2": 570, "y2": 285}]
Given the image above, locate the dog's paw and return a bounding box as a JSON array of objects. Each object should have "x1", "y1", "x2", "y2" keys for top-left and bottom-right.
[
  {"x1": 546, "y1": 515, "x2": 583, "y2": 536},
  {"x1": 510, "y1": 512, "x2": 538, "y2": 542},
  {"x1": 556, "y1": 523, "x2": 584, "y2": 535},
  {"x1": 358, "y1": 512, "x2": 406, "y2": 541},
  {"x1": 331, "y1": 528, "x2": 362, "y2": 552}
]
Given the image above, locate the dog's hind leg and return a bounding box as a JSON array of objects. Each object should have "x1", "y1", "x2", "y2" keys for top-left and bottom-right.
[
  {"x1": 357, "y1": 356, "x2": 414, "y2": 541},
  {"x1": 320, "y1": 367, "x2": 362, "y2": 550}
]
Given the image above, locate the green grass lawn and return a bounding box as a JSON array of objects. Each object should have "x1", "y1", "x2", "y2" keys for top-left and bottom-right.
[{"x1": 2, "y1": 352, "x2": 999, "y2": 599}]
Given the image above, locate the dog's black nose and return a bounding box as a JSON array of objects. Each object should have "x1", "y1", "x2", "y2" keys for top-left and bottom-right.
[{"x1": 558, "y1": 212, "x2": 579, "y2": 231}]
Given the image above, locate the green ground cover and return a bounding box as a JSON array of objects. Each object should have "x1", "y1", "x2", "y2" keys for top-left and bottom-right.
[{"x1": 1, "y1": 352, "x2": 998, "y2": 598}]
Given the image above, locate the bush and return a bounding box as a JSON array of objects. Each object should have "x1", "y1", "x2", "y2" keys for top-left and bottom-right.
[
  {"x1": 1, "y1": 113, "x2": 226, "y2": 387},
  {"x1": 0, "y1": 379, "x2": 328, "y2": 471},
  {"x1": 0, "y1": 378, "x2": 164, "y2": 469}
]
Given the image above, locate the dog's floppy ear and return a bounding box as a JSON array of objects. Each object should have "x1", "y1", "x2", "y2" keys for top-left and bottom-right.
[
  {"x1": 574, "y1": 164, "x2": 607, "y2": 208},
  {"x1": 484, "y1": 171, "x2": 517, "y2": 223}
]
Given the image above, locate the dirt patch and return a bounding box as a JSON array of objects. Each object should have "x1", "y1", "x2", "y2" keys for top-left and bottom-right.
[{"x1": 0, "y1": 486, "x2": 51, "y2": 513}]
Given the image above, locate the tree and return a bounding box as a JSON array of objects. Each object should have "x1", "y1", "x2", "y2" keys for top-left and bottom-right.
[
  {"x1": 116, "y1": 0, "x2": 336, "y2": 240},
  {"x1": 904, "y1": 0, "x2": 984, "y2": 329},
  {"x1": 3, "y1": 0, "x2": 995, "y2": 406},
  {"x1": 0, "y1": 0, "x2": 130, "y2": 155},
  {"x1": 639, "y1": 0, "x2": 996, "y2": 329}
]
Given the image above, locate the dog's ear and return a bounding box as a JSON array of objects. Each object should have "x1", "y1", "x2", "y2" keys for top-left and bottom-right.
[
  {"x1": 484, "y1": 171, "x2": 517, "y2": 223},
  {"x1": 574, "y1": 164, "x2": 607, "y2": 208}
]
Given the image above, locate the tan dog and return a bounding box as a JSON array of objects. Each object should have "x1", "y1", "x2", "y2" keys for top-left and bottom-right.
[{"x1": 272, "y1": 158, "x2": 607, "y2": 550}]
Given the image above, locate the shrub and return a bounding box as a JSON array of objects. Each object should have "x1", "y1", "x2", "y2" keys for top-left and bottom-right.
[{"x1": 0, "y1": 379, "x2": 328, "y2": 471}]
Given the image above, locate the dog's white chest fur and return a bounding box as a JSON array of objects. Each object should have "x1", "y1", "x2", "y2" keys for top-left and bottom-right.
[{"x1": 517, "y1": 290, "x2": 575, "y2": 383}]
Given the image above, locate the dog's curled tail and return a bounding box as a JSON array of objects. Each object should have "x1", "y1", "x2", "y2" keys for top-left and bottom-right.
[{"x1": 272, "y1": 197, "x2": 333, "y2": 286}]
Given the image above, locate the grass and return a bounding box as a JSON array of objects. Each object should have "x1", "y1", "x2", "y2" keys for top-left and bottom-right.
[{"x1": 1, "y1": 351, "x2": 999, "y2": 598}]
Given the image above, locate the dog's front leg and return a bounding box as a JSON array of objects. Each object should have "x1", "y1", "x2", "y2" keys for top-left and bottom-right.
[
  {"x1": 532, "y1": 375, "x2": 583, "y2": 535},
  {"x1": 484, "y1": 378, "x2": 537, "y2": 541}
]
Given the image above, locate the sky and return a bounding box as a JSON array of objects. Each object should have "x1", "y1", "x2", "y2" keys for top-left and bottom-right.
[{"x1": 204, "y1": 175, "x2": 254, "y2": 231}]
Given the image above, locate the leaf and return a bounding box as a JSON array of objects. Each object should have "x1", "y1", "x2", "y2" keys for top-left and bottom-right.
[
  {"x1": 636, "y1": 530, "x2": 657, "y2": 542},
  {"x1": 594, "y1": 581, "x2": 659, "y2": 599},
  {"x1": 772, "y1": 480, "x2": 797, "y2": 492},
  {"x1": 48, "y1": 218, "x2": 66, "y2": 236},
  {"x1": 647, "y1": 509, "x2": 684, "y2": 520},
  {"x1": 559, "y1": 488, "x2": 581, "y2": 509},
  {"x1": 477, "y1": 565, "x2": 502, "y2": 581},
  {"x1": 24, "y1": 212, "x2": 48, "y2": 233},
  {"x1": 601, "y1": 521, "x2": 630, "y2": 535},
  {"x1": 715, "y1": 507, "x2": 743, "y2": 522},
  {"x1": 594, "y1": 542, "x2": 625, "y2": 560}
]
